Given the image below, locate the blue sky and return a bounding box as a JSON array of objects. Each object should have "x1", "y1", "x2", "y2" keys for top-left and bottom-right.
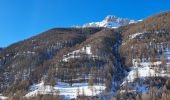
[{"x1": 0, "y1": 0, "x2": 170, "y2": 47}]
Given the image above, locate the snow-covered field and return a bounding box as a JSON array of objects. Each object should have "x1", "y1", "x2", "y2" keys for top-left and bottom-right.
[
  {"x1": 55, "y1": 82, "x2": 105, "y2": 99},
  {"x1": 25, "y1": 81, "x2": 105, "y2": 99}
]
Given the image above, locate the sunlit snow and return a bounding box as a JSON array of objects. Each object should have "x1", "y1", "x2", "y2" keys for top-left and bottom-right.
[
  {"x1": 25, "y1": 81, "x2": 105, "y2": 99},
  {"x1": 62, "y1": 45, "x2": 93, "y2": 62}
]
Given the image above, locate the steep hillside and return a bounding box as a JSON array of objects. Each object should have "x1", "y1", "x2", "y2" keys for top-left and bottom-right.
[
  {"x1": 24, "y1": 29, "x2": 125, "y2": 99},
  {"x1": 0, "y1": 27, "x2": 124, "y2": 99},
  {"x1": 0, "y1": 28, "x2": 103, "y2": 96},
  {"x1": 117, "y1": 11, "x2": 170, "y2": 99},
  {"x1": 121, "y1": 11, "x2": 170, "y2": 40},
  {"x1": 119, "y1": 11, "x2": 170, "y2": 67},
  {"x1": 0, "y1": 27, "x2": 126, "y2": 99}
]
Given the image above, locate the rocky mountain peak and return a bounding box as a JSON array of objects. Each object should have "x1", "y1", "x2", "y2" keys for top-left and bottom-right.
[{"x1": 83, "y1": 15, "x2": 137, "y2": 28}]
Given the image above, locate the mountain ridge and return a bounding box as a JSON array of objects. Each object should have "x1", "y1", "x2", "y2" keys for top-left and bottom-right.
[{"x1": 82, "y1": 15, "x2": 138, "y2": 28}]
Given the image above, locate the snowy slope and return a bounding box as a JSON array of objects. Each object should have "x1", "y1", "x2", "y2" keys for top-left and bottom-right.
[
  {"x1": 83, "y1": 15, "x2": 137, "y2": 28},
  {"x1": 122, "y1": 62, "x2": 158, "y2": 85},
  {"x1": 121, "y1": 51, "x2": 170, "y2": 93}
]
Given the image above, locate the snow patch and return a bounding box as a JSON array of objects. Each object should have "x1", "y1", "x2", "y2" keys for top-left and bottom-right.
[
  {"x1": 129, "y1": 32, "x2": 145, "y2": 39},
  {"x1": 62, "y1": 45, "x2": 93, "y2": 62},
  {"x1": 25, "y1": 81, "x2": 58, "y2": 98}
]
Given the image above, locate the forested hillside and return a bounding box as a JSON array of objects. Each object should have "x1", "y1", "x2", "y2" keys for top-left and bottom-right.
[
  {"x1": 117, "y1": 11, "x2": 170, "y2": 99},
  {"x1": 0, "y1": 11, "x2": 170, "y2": 100}
]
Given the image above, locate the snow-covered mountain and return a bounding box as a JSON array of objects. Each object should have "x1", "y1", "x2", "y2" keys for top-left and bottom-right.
[
  {"x1": 1, "y1": 11, "x2": 170, "y2": 100},
  {"x1": 83, "y1": 15, "x2": 137, "y2": 28}
]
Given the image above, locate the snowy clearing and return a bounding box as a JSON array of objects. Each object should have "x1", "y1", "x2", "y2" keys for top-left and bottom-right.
[
  {"x1": 62, "y1": 45, "x2": 92, "y2": 62},
  {"x1": 25, "y1": 81, "x2": 105, "y2": 99}
]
